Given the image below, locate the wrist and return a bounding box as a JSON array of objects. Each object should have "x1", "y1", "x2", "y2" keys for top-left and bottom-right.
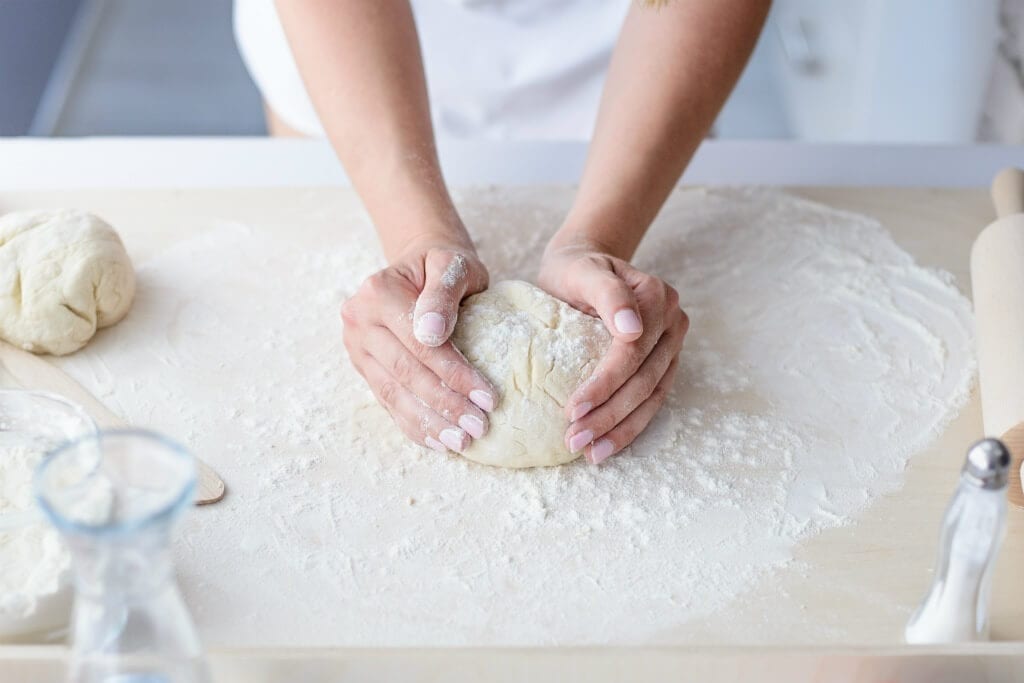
[
  {"x1": 377, "y1": 189, "x2": 475, "y2": 263},
  {"x1": 386, "y1": 219, "x2": 476, "y2": 265},
  {"x1": 546, "y1": 222, "x2": 629, "y2": 262}
]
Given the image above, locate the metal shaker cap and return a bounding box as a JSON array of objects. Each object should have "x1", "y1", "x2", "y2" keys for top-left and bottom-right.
[{"x1": 962, "y1": 438, "x2": 1011, "y2": 489}]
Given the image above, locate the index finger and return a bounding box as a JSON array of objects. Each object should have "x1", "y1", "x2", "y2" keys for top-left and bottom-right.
[
  {"x1": 382, "y1": 294, "x2": 499, "y2": 413},
  {"x1": 568, "y1": 330, "x2": 659, "y2": 421}
]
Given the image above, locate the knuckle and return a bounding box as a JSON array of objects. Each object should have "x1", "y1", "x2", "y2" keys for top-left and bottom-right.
[
  {"x1": 389, "y1": 352, "x2": 415, "y2": 384},
  {"x1": 637, "y1": 373, "x2": 659, "y2": 401},
  {"x1": 578, "y1": 370, "x2": 611, "y2": 403},
  {"x1": 609, "y1": 425, "x2": 634, "y2": 448},
  {"x1": 340, "y1": 297, "x2": 359, "y2": 327},
  {"x1": 425, "y1": 246, "x2": 450, "y2": 263},
  {"x1": 377, "y1": 380, "x2": 399, "y2": 408},
  {"x1": 438, "y1": 356, "x2": 469, "y2": 390},
  {"x1": 663, "y1": 283, "x2": 680, "y2": 309},
  {"x1": 626, "y1": 343, "x2": 648, "y2": 367},
  {"x1": 635, "y1": 274, "x2": 664, "y2": 301},
  {"x1": 618, "y1": 428, "x2": 641, "y2": 450},
  {"x1": 593, "y1": 409, "x2": 620, "y2": 438},
  {"x1": 678, "y1": 308, "x2": 690, "y2": 335},
  {"x1": 363, "y1": 271, "x2": 388, "y2": 296},
  {"x1": 439, "y1": 392, "x2": 469, "y2": 423},
  {"x1": 426, "y1": 248, "x2": 462, "y2": 279},
  {"x1": 649, "y1": 378, "x2": 669, "y2": 403},
  {"x1": 602, "y1": 272, "x2": 631, "y2": 297}
]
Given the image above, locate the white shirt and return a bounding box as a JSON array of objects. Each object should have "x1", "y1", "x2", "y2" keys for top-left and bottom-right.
[{"x1": 233, "y1": 0, "x2": 629, "y2": 140}]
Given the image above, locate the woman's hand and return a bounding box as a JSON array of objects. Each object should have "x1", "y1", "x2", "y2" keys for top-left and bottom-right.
[
  {"x1": 342, "y1": 238, "x2": 497, "y2": 454},
  {"x1": 538, "y1": 236, "x2": 688, "y2": 465}
]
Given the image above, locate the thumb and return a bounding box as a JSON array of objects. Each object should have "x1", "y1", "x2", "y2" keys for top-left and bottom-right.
[
  {"x1": 565, "y1": 261, "x2": 643, "y2": 342},
  {"x1": 413, "y1": 251, "x2": 473, "y2": 347}
]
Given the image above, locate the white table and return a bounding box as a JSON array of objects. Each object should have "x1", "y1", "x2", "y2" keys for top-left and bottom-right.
[
  {"x1": 2, "y1": 138, "x2": 1023, "y2": 683},
  {"x1": 0, "y1": 138, "x2": 1020, "y2": 189}
]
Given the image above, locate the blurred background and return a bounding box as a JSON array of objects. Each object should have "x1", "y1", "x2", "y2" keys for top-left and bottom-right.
[{"x1": 1, "y1": 0, "x2": 1021, "y2": 142}]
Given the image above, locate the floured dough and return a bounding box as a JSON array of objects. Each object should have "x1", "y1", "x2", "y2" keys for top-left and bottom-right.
[
  {"x1": 452, "y1": 280, "x2": 610, "y2": 468},
  {"x1": 0, "y1": 210, "x2": 135, "y2": 355}
]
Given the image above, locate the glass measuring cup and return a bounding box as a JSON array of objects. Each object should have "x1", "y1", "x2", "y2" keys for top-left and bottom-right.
[
  {"x1": 35, "y1": 430, "x2": 209, "y2": 683},
  {"x1": 0, "y1": 390, "x2": 96, "y2": 641}
]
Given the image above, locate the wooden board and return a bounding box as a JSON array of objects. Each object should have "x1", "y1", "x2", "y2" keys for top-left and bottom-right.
[{"x1": 0, "y1": 186, "x2": 1018, "y2": 653}]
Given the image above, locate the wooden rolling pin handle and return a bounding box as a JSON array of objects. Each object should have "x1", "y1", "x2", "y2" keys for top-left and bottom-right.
[
  {"x1": 991, "y1": 167, "x2": 1024, "y2": 218},
  {"x1": 977, "y1": 168, "x2": 1024, "y2": 508},
  {"x1": 1003, "y1": 423, "x2": 1024, "y2": 508}
]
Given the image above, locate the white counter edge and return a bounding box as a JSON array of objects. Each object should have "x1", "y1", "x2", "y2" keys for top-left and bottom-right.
[{"x1": 0, "y1": 138, "x2": 1020, "y2": 189}]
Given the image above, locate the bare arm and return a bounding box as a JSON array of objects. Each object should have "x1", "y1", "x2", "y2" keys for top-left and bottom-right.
[
  {"x1": 275, "y1": 0, "x2": 467, "y2": 259},
  {"x1": 555, "y1": 0, "x2": 770, "y2": 258},
  {"x1": 541, "y1": 0, "x2": 770, "y2": 464},
  {"x1": 278, "y1": 1, "x2": 495, "y2": 456}
]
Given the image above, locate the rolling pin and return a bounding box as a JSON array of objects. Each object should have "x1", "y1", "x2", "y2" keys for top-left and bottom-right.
[{"x1": 971, "y1": 167, "x2": 1024, "y2": 508}]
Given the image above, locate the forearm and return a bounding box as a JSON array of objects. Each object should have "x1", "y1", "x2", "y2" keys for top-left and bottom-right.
[
  {"x1": 556, "y1": 0, "x2": 770, "y2": 259},
  {"x1": 275, "y1": 0, "x2": 468, "y2": 261}
]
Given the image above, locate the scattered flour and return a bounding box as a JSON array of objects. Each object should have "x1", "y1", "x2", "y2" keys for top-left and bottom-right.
[
  {"x1": 55, "y1": 187, "x2": 975, "y2": 646},
  {"x1": 0, "y1": 442, "x2": 70, "y2": 626}
]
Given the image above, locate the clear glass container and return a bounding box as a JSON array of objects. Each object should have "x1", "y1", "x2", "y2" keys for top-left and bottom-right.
[
  {"x1": 35, "y1": 429, "x2": 210, "y2": 683},
  {"x1": 0, "y1": 390, "x2": 95, "y2": 641}
]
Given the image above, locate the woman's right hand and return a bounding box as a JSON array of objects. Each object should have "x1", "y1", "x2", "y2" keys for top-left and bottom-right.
[{"x1": 341, "y1": 239, "x2": 497, "y2": 454}]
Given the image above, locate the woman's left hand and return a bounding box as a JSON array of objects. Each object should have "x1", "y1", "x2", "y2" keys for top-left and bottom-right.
[{"x1": 538, "y1": 235, "x2": 689, "y2": 465}]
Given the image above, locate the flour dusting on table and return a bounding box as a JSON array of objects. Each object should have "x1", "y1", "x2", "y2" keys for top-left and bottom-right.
[{"x1": 56, "y1": 187, "x2": 975, "y2": 646}]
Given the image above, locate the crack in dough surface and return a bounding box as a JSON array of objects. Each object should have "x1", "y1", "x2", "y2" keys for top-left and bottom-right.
[{"x1": 452, "y1": 280, "x2": 610, "y2": 467}]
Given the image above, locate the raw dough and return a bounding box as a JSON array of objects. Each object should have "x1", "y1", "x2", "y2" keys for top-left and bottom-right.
[
  {"x1": 452, "y1": 280, "x2": 610, "y2": 467},
  {"x1": 0, "y1": 210, "x2": 135, "y2": 355}
]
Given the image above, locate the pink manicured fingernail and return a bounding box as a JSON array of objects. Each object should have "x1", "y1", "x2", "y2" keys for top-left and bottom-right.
[
  {"x1": 613, "y1": 309, "x2": 642, "y2": 335},
  {"x1": 425, "y1": 436, "x2": 447, "y2": 453},
  {"x1": 469, "y1": 390, "x2": 495, "y2": 412},
  {"x1": 459, "y1": 414, "x2": 485, "y2": 439},
  {"x1": 568, "y1": 429, "x2": 594, "y2": 454},
  {"x1": 414, "y1": 312, "x2": 447, "y2": 345},
  {"x1": 571, "y1": 402, "x2": 592, "y2": 422},
  {"x1": 440, "y1": 428, "x2": 466, "y2": 453},
  {"x1": 590, "y1": 438, "x2": 615, "y2": 465}
]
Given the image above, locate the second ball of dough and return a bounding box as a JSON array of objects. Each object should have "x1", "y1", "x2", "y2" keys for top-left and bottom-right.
[
  {"x1": 452, "y1": 280, "x2": 610, "y2": 468},
  {"x1": 0, "y1": 209, "x2": 136, "y2": 355}
]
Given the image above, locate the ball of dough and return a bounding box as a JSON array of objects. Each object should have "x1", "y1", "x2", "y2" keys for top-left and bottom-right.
[
  {"x1": 452, "y1": 280, "x2": 610, "y2": 468},
  {"x1": 0, "y1": 210, "x2": 135, "y2": 355}
]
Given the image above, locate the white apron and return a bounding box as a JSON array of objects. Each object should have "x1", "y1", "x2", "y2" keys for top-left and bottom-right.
[{"x1": 233, "y1": 0, "x2": 629, "y2": 140}]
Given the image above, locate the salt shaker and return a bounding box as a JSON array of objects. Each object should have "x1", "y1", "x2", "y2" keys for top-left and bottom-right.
[{"x1": 905, "y1": 438, "x2": 1010, "y2": 643}]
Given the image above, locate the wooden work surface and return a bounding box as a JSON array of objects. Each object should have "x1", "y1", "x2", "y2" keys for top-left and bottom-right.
[{"x1": 0, "y1": 186, "x2": 1020, "y2": 670}]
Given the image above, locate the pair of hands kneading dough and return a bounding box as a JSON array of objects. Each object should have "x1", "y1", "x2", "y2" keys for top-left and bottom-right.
[
  {"x1": 452, "y1": 280, "x2": 612, "y2": 468},
  {"x1": 0, "y1": 210, "x2": 622, "y2": 469},
  {"x1": 0, "y1": 209, "x2": 135, "y2": 355}
]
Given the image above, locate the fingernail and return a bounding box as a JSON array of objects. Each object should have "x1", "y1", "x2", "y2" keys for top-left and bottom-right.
[
  {"x1": 440, "y1": 428, "x2": 467, "y2": 453},
  {"x1": 425, "y1": 436, "x2": 447, "y2": 453},
  {"x1": 614, "y1": 309, "x2": 642, "y2": 335},
  {"x1": 568, "y1": 429, "x2": 594, "y2": 454},
  {"x1": 459, "y1": 414, "x2": 485, "y2": 439},
  {"x1": 590, "y1": 438, "x2": 615, "y2": 465},
  {"x1": 414, "y1": 312, "x2": 447, "y2": 345},
  {"x1": 469, "y1": 389, "x2": 495, "y2": 412},
  {"x1": 571, "y1": 402, "x2": 592, "y2": 422}
]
